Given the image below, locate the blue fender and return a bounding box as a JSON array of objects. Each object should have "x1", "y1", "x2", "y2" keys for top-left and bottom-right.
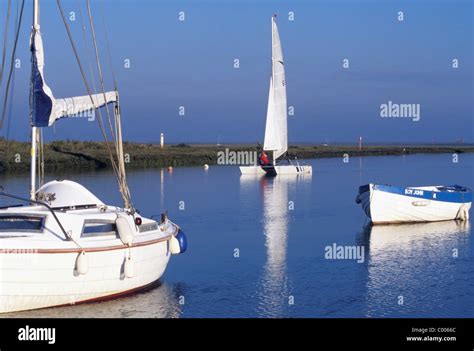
[{"x1": 174, "y1": 229, "x2": 187, "y2": 254}]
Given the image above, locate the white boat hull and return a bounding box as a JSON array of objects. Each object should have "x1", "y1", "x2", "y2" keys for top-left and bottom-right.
[
  {"x1": 239, "y1": 165, "x2": 266, "y2": 175},
  {"x1": 0, "y1": 180, "x2": 186, "y2": 314},
  {"x1": 357, "y1": 183, "x2": 472, "y2": 224},
  {"x1": 0, "y1": 237, "x2": 170, "y2": 313},
  {"x1": 239, "y1": 164, "x2": 312, "y2": 175}
]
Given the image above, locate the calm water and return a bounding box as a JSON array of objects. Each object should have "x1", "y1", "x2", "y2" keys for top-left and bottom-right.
[{"x1": 2, "y1": 153, "x2": 473, "y2": 318}]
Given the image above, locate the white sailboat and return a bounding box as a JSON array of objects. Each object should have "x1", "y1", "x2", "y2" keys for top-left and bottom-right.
[
  {"x1": 0, "y1": 0, "x2": 186, "y2": 314},
  {"x1": 240, "y1": 15, "x2": 312, "y2": 176}
]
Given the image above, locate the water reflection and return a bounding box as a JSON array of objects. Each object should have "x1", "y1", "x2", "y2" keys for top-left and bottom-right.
[
  {"x1": 359, "y1": 220, "x2": 471, "y2": 317},
  {"x1": 241, "y1": 173, "x2": 311, "y2": 317},
  {"x1": 160, "y1": 168, "x2": 165, "y2": 212},
  {"x1": 259, "y1": 176, "x2": 290, "y2": 317},
  {"x1": 2, "y1": 282, "x2": 184, "y2": 318}
]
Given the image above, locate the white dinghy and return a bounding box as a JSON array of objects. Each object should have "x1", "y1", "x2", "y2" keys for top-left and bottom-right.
[
  {"x1": 0, "y1": 0, "x2": 186, "y2": 314},
  {"x1": 356, "y1": 183, "x2": 472, "y2": 224},
  {"x1": 239, "y1": 15, "x2": 312, "y2": 176}
]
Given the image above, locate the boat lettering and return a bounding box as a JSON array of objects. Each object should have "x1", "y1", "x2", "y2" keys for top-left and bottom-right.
[{"x1": 405, "y1": 189, "x2": 424, "y2": 196}]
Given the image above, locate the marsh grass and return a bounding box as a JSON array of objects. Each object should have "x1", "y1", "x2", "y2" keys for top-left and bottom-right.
[{"x1": 0, "y1": 138, "x2": 471, "y2": 174}]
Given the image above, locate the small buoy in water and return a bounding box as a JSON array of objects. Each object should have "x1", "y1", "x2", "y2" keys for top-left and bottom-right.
[
  {"x1": 76, "y1": 251, "x2": 88, "y2": 275},
  {"x1": 124, "y1": 255, "x2": 134, "y2": 278},
  {"x1": 167, "y1": 166, "x2": 173, "y2": 173},
  {"x1": 204, "y1": 164, "x2": 209, "y2": 170}
]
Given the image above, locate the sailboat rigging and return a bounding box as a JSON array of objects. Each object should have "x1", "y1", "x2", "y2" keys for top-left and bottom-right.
[{"x1": 0, "y1": 0, "x2": 187, "y2": 314}]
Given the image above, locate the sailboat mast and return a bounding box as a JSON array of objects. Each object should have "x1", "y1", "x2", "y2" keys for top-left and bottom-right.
[
  {"x1": 271, "y1": 15, "x2": 276, "y2": 165},
  {"x1": 30, "y1": 0, "x2": 40, "y2": 201}
]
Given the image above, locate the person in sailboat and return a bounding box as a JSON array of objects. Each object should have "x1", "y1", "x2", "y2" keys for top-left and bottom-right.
[
  {"x1": 255, "y1": 142, "x2": 278, "y2": 176},
  {"x1": 259, "y1": 150, "x2": 271, "y2": 166},
  {"x1": 256, "y1": 142, "x2": 271, "y2": 166}
]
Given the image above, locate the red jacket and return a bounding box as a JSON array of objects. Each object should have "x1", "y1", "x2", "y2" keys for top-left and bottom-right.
[{"x1": 260, "y1": 152, "x2": 269, "y2": 165}]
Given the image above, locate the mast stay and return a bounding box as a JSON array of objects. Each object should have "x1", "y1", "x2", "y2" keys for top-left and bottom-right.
[{"x1": 55, "y1": 0, "x2": 132, "y2": 210}]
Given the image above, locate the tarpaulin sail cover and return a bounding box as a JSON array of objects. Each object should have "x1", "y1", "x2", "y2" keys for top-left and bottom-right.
[{"x1": 30, "y1": 29, "x2": 117, "y2": 127}]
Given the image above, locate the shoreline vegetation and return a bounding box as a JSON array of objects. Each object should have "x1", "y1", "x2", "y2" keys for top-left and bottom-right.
[{"x1": 0, "y1": 139, "x2": 472, "y2": 174}]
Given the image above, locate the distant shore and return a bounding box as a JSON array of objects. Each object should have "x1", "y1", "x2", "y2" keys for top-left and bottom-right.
[{"x1": 0, "y1": 139, "x2": 472, "y2": 174}]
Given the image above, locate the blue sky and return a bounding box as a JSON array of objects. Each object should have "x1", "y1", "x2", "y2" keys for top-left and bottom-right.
[{"x1": 1, "y1": 0, "x2": 473, "y2": 144}]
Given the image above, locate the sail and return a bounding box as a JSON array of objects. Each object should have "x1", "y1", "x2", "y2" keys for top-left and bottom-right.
[
  {"x1": 30, "y1": 29, "x2": 116, "y2": 127},
  {"x1": 54, "y1": 93, "x2": 117, "y2": 120},
  {"x1": 263, "y1": 16, "x2": 288, "y2": 160}
]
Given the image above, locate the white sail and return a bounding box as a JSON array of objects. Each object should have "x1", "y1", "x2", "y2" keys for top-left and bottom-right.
[
  {"x1": 31, "y1": 29, "x2": 116, "y2": 127},
  {"x1": 263, "y1": 16, "x2": 288, "y2": 161}
]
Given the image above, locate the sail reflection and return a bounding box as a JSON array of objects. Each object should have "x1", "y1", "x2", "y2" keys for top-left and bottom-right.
[
  {"x1": 260, "y1": 176, "x2": 290, "y2": 315},
  {"x1": 361, "y1": 220, "x2": 470, "y2": 317},
  {"x1": 241, "y1": 173, "x2": 311, "y2": 317},
  {"x1": 1, "y1": 282, "x2": 184, "y2": 318}
]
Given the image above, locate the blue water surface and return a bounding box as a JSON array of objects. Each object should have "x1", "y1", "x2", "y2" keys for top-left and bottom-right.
[{"x1": 2, "y1": 153, "x2": 473, "y2": 318}]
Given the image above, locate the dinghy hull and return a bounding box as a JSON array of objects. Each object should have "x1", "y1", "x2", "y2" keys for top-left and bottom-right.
[
  {"x1": 239, "y1": 165, "x2": 312, "y2": 176},
  {"x1": 356, "y1": 183, "x2": 472, "y2": 224},
  {"x1": 239, "y1": 165, "x2": 266, "y2": 175}
]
